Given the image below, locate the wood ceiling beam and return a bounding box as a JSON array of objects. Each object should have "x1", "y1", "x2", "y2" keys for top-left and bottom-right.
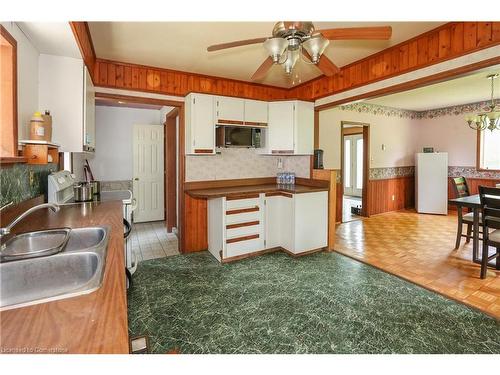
[{"x1": 69, "y1": 22, "x2": 97, "y2": 83}]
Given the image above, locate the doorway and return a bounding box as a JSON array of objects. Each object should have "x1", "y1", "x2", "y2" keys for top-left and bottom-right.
[{"x1": 341, "y1": 121, "x2": 370, "y2": 222}]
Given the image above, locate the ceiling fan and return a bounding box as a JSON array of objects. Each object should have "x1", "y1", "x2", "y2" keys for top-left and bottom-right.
[{"x1": 207, "y1": 22, "x2": 392, "y2": 81}]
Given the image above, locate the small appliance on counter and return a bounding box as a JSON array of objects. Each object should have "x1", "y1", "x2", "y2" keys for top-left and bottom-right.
[{"x1": 314, "y1": 149, "x2": 324, "y2": 169}]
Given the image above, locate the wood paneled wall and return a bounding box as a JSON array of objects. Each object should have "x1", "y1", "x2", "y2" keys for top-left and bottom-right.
[
  {"x1": 183, "y1": 193, "x2": 208, "y2": 252},
  {"x1": 92, "y1": 58, "x2": 289, "y2": 101},
  {"x1": 288, "y1": 22, "x2": 500, "y2": 101},
  {"x1": 367, "y1": 176, "x2": 415, "y2": 216},
  {"x1": 69, "y1": 22, "x2": 96, "y2": 80}
]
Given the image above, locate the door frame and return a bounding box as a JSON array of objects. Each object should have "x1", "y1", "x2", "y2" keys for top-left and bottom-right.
[
  {"x1": 340, "y1": 121, "x2": 370, "y2": 219},
  {"x1": 94, "y1": 92, "x2": 188, "y2": 252},
  {"x1": 164, "y1": 107, "x2": 179, "y2": 232}
]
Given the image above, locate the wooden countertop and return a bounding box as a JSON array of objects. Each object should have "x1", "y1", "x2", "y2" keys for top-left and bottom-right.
[
  {"x1": 186, "y1": 183, "x2": 329, "y2": 199},
  {"x1": 0, "y1": 201, "x2": 129, "y2": 354}
]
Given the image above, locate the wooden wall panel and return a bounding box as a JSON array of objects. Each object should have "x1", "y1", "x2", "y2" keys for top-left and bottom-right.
[
  {"x1": 367, "y1": 177, "x2": 415, "y2": 216},
  {"x1": 288, "y1": 22, "x2": 500, "y2": 101},
  {"x1": 93, "y1": 58, "x2": 289, "y2": 101},
  {"x1": 183, "y1": 193, "x2": 208, "y2": 252}
]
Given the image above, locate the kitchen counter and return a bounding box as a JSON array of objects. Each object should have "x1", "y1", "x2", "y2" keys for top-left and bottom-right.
[
  {"x1": 0, "y1": 201, "x2": 129, "y2": 354},
  {"x1": 186, "y1": 183, "x2": 329, "y2": 199}
]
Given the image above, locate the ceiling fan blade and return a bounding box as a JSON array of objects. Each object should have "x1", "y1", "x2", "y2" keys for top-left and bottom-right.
[
  {"x1": 302, "y1": 49, "x2": 339, "y2": 77},
  {"x1": 251, "y1": 56, "x2": 274, "y2": 81},
  {"x1": 207, "y1": 37, "x2": 268, "y2": 52},
  {"x1": 317, "y1": 26, "x2": 392, "y2": 40}
]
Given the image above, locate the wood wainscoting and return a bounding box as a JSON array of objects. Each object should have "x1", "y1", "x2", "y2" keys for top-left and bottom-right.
[
  {"x1": 448, "y1": 177, "x2": 500, "y2": 209},
  {"x1": 367, "y1": 176, "x2": 415, "y2": 216}
]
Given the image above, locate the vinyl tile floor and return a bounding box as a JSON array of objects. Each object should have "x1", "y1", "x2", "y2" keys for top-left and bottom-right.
[{"x1": 131, "y1": 221, "x2": 179, "y2": 262}]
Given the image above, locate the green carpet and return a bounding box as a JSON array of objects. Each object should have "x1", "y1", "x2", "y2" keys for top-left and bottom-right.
[{"x1": 127, "y1": 251, "x2": 500, "y2": 354}]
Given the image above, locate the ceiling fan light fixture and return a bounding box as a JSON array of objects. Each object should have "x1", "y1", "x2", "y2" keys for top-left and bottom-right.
[
  {"x1": 284, "y1": 49, "x2": 299, "y2": 75},
  {"x1": 303, "y1": 35, "x2": 329, "y2": 64},
  {"x1": 264, "y1": 37, "x2": 288, "y2": 63}
]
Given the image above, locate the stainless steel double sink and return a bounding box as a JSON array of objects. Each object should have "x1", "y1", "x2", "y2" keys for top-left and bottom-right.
[{"x1": 0, "y1": 226, "x2": 110, "y2": 310}]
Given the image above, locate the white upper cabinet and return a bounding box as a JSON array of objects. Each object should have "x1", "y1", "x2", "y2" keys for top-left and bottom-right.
[
  {"x1": 38, "y1": 54, "x2": 95, "y2": 153},
  {"x1": 244, "y1": 99, "x2": 268, "y2": 125},
  {"x1": 265, "y1": 100, "x2": 314, "y2": 155},
  {"x1": 215, "y1": 96, "x2": 244, "y2": 124},
  {"x1": 267, "y1": 101, "x2": 295, "y2": 153},
  {"x1": 293, "y1": 101, "x2": 314, "y2": 155},
  {"x1": 185, "y1": 93, "x2": 215, "y2": 155},
  {"x1": 83, "y1": 68, "x2": 95, "y2": 151}
]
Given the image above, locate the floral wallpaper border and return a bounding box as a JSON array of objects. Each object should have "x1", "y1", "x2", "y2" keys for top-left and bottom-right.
[
  {"x1": 338, "y1": 99, "x2": 500, "y2": 120},
  {"x1": 448, "y1": 166, "x2": 500, "y2": 179},
  {"x1": 369, "y1": 167, "x2": 415, "y2": 180}
]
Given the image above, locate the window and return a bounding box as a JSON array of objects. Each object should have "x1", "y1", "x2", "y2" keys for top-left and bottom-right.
[
  {"x1": 0, "y1": 25, "x2": 17, "y2": 158},
  {"x1": 478, "y1": 130, "x2": 500, "y2": 170}
]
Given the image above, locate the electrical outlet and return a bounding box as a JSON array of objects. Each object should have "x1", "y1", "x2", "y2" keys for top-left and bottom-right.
[{"x1": 392, "y1": 194, "x2": 395, "y2": 201}]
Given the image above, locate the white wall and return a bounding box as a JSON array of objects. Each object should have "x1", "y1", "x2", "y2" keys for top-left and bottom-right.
[
  {"x1": 1, "y1": 22, "x2": 39, "y2": 140},
  {"x1": 319, "y1": 107, "x2": 419, "y2": 170},
  {"x1": 87, "y1": 106, "x2": 164, "y2": 181},
  {"x1": 416, "y1": 113, "x2": 476, "y2": 166}
]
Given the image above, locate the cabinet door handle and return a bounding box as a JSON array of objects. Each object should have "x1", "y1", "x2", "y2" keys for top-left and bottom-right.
[{"x1": 134, "y1": 178, "x2": 139, "y2": 181}]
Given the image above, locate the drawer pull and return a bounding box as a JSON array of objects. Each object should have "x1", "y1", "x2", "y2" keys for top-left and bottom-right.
[
  {"x1": 226, "y1": 206, "x2": 259, "y2": 215},
  {"x1": 226, "y1": 234, "x2": 259, "y2": 244},
  {"x1": 226, "y1": 220, "x2": 260, "y2": 230}
]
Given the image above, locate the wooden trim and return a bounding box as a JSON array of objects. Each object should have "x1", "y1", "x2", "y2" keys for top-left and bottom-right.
[
  {"x1": 1, "y1": 25, "x2": 18, "y2": 159},
  {"x1": 95, "y1": 92, "x2": 182, "y2": 108},
  {"x1": 312, "y1": 169, "x2": 337, "y2": 251},
  {"x1": 93, "y1": 58, "x2": 288, "y2": 101},
  {"x1": 265, "y1": 192, "x2": 293, "y2": 198},
  {"x1": 313, "y1": 110, "x2": 320, "y2": 149},
  {"x1": 69, "y1": 22, "x2": 97, "y2": 82},
  {"x1": 221, "y1": 247, "x2": 279, "y2": 263},
  {"x1": 226, "y1": 220, "x2": 260, "y2": 230},
  {"x1": 342, "y1": 127, "x2": 364, "y2": 136},
  {"x1": 217, "y1": 119, "x2": 244, "y2": 125},
  {"x1": 226, "y1": 194, "x2": 260, "y2": 201},
  {"x1": 226, "y1": 206, "x2": 259, "y2": 215},
  {"x1": 194, "y1": 149, "x2": 214, "y2": 154},
  {"x1": 243, "y1": 121, "x2": 268, "y2": 127},
  {"x1": 315, "y1": 55, "x2": 500, "y2": 110},
  {"x1": 271, "y1": 150, "x2": 294, "y2": 154},
  {"x1": 165, "y1": 113, "x2": 177, "y2": 232},
  {"x1": 166, "y1": 107, "x2": 179, "y2": 118},
  {"x1": 184, "y1": 177, "x2": 276, "y2": 191},
  {"x1": 226, "y1": 234, "x2": 260, "y2": 244},
  {"x1": 0, "y1": 156, "x2": 26, "y2": 165},
  {"x1": 295, "y1": 177, "x2": 330, "y2": 188}
]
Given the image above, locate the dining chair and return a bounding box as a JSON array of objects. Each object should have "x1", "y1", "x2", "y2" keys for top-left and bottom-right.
[
  {"x1": 478, "y1": 186, "x2": 500, "y2": 278},
  {"x1": 451, "y1": 177, "x2": 482, "y2": 249}
]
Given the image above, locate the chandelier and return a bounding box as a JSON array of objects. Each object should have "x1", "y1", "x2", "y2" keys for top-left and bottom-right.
[{"x1": 466, "y1": 74, "x2": 500, "y2": 131}]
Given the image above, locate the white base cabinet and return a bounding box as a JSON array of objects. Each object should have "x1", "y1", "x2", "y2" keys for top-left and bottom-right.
[{"x1": 207, "y1": 191, "x2": 327, "y2": 262}]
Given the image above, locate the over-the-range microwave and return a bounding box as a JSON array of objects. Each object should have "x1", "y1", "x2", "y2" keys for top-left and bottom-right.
[{"x1": 216, "y1": 126, "x2": 262, "y2": 148}]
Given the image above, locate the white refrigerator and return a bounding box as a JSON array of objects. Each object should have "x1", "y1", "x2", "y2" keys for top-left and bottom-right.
[{"x1": 415, "y1": 152, "x2": 448, "y2": 215}]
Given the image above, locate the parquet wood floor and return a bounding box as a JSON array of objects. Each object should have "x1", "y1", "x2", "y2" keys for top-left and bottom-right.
[{"x1": 334, "y1": 210, "x2": 500, "y2": 318}]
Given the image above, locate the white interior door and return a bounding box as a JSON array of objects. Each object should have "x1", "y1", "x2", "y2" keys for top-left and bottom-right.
[
  {"x1": 344, "y1": 134, "x2": 363, "y2": 197},
  {"x1": 133, "y1": 124, "x2": 164, "y2": 223}
]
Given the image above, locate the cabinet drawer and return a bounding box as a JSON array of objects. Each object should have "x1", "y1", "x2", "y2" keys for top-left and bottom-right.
[
  {"x1": 226, "y1": 236, "x2": 264, "y2": 258},
  {"x1": 226, "y1": 195, "x2": 260, "y2": 210},
  {"x1": 225, "y1": 208, "x2": 260, "y2": 224},
  {"x1": 226, "y1": 222, "x2": 261, "y2": 239}
]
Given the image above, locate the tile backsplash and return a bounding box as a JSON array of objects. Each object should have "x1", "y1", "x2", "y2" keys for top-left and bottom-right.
[
  {"x1": 0, "y1": 163, "x2": 58, "y2": 206},
  {"x1": 185, "y1": 148, "x2": 311, "y2": 182}
]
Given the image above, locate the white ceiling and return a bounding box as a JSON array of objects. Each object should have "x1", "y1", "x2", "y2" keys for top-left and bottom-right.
[
  {"x1": 365, "y1": 66, "x2": 500, "y2": 111},
  {"x1": 88, "y1": 21, "x2": 444, "y2": 88},
  {"x1": 17, "y1": 22, "x2": 81, "y2": 58}
]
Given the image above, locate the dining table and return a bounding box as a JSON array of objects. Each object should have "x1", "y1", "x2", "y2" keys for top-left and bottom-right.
[{"x1": 448, "y1": 194, "x2": 482, "y2": 263}]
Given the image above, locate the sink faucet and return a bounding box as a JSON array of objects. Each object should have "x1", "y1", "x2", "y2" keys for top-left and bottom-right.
[{"x1": 0, "y1": 202, "x2": 60, "y2": 238}]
